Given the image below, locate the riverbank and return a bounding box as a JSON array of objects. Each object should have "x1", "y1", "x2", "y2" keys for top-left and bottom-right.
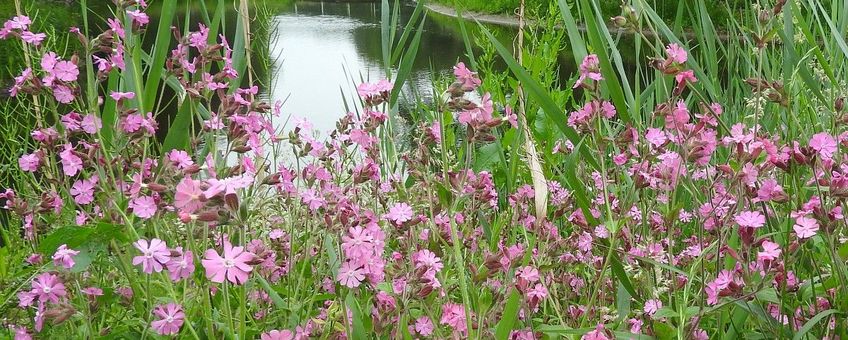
[{"x1": 422, "y1": 1, "x2": 730, "y2": 41}]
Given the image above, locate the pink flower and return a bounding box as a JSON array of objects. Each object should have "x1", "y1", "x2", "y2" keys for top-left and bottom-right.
[
  {"x1": 574, "y1": 54, "x2": 603, "y2": 88},
  {"x1": 201, "y1": 241, "x2": 255, "y2": 285},
  {"x1": 31, "y1": 273, "x2": 67, "y2": 304},
  {"x1": 21, "y1": 31, "x2": 46, "y2": 45},
  {"x1": 166, "y1": 247, "x2": 195, "y2": 282},
  {"x1": 665, "y1": 43, "x2": 688, "y2": 64},
  {"x1": 132, "y1": 238, "x2": 170, "y2": 274},
  {"x1": 130, "y1": 196, "x2": 157, "y2": 219},
  {"x1": 127, "y1": 10, "x2": 149, "y2": 26},
  {"x1": 110, "y1": 91, "x2": 135, "y2": 101},
  {"x1": 52, "y1": 60, "x2": 79, "y2": 82},
  {"x1": 70, "y1": 177, "x2": 96, "y2": 205},
  {"x1": 59, "y1": 144, "x2": 83, "y2": 176},
  {"x1": 81, "y1": 114, "x2": 102, "y2": 134},
  {"x1": 18, "y1": 153, "x2": 40, "y2": 172},
  {"x1": 412, "y1": 249, "x2": 444, "y2": 273},
  {"x1": 385, "y1": 203, "x2": 413, "y2": 224},
  {"x1": 644, "y1": 299, "x2": 662, "y2": 316},
  {"x1": 414, "y1": 317, "x2": 434, "y2": 336},
  {"x1": 734, "y1": 211, "x2": 765, "y2": 229},
  {"x1": 793, "y1": 216, "x2": 819, "y2": 239},
  {"x1": 52, "y1": 84, "x2": 75, "y2": 103},
  {"x1": 645, "y1": 128, "x2": 667, "y2": 147},
  {"x1": 757, "y1": 240, "x2": 781, "y2": 262},
  {"x1": 582, "y1": 324, "x2": 610, "y2": 340},
  {"x1": 174, "y1": 177, "x2": 204, "y2": 214},
  {"x1": 150, "y1": 303, "x2": 184, "y2": 335},
  {"x1": 337, "y1": 261, "x2": 365, "y2": 288},
  {"x1": 261, "y1": 330, "x2": 294, "y2": 340},
  {"x1": 440, "y1": 303, "x2": 468, "y2": 335},
  {"x1": 168, "y1": 150, "x2": 194, "y2": 170},
  {"x1": 52, "y1": 244, "x2": 79, "y2": 269},
  {"x1": 453, "y1": 62, "x2": 481, "y2": 89},
  {"x1": 203, "y1": 173, "x2": 254, "y2": 198},
  {"x1": 810, "y1": 132, "x2": 837, "y2": 160},
  {"x1": 675, "y1": 69, "x2": 697, "y2": 85},
  {"x1": 82, "y1": 287, "x2": 103, "y2": 297}
]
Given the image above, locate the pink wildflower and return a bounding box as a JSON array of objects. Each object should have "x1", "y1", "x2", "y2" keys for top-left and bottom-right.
[
  {"x1": 130, "y1": 195, "x2": 157, "y2": 219},
  {"x1": 810, "y1": 132, "x2": 837, "y2": 160},
  {"x1": 337, "y1": 261, "x2": 365, "y2": 288},
  {"x1": 59, "y1": 144, "x2": 83, "y2": 176},
  {"x1": 414, "y1": 317, "x2": 434, "y2": 336},
  {"x1": 201, "y1": 241, "x2": 255, "y2": 285},
  {"x1": 132, "y1": 238, "x2": 170, "y2": 274},
  {"x1": 757, "y1": 240, "x2": 782, "y2": 262},
  {"x1": 52, "y1": 244, "x2": 79, "y2": 269},
  {"x1": 734, "y1": 211, "x2": 765, "y2": 229},
  {"x1": 644, "y1": 299, "x2": 662, "y2": 316},
  {"x1": 52, "y1": 60, "x2": 79, "y2": 82},
  {"x1": 793, "y1": 216, "x2": 819, "y2": 239},
  {"x1": 70, "y1": 177, "x2": 96, "y2": 205},
  {"x1": 18, "y1": 153, "x2": 40, "y2": 172},
  {"x1": 174, "y1": 177, "x2": 204, "y2": 214},
  {"x1": 166, "y1": 247, "x2": 195, "y2": 282},
  {"x1": 385, "y1": 203, "x2": 414, "y2": 224},
  {"x1": 582, "y1": 324, "x2": 611, "y2": 340},
  {"x1": 150, "y1": 303, "x2": 184, "y2": 335},
  {"x1": 440, "y1": 303, "x2": 468, "y2": 335},
  {"x1": 574, "y1": 54, "x2": 603, "y2": 88},
  {"x1": 31, "y1": 273, "x2": 66, "y2": 304},
  {"x1": 261, "y1": 330, "x2": 294, "y2": 340},
  {"x1": 453, "y1": 62, "x2": 481, "y2": 89},
  {"x1": 665, "y1": 43, "x2": 688, "y2": 64}
]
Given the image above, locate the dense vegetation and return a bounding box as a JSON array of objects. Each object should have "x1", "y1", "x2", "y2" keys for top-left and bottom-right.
[{"x1": 2, "y1": 0, "x2": 848, "y2": 339}]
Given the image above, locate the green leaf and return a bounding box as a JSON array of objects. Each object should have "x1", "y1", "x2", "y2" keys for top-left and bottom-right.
[
  {"x1": 37, "y1": 222, "x2": 126, "y2": 255},
  {"x1": 161, "y1": 99, "x2": 193, "y2": 152},
  {"x1": 257, "y1": 276, "x2": 287, "y2": 310},
  {"x1": 494, "y1": 290, "x2": 521, "y2": 340},
  {"x1": 793, "y1": 309, "x2": 838, "y2": 340},
  {"x1": 610, "y1": 252, "x2": 641, "y2": 302},
  {"x1": 345, "y1": 293, "x2": 368, "y2": 339},
  {"x1": 142, "y1": 0, "x2": 176, "y2": 112}
]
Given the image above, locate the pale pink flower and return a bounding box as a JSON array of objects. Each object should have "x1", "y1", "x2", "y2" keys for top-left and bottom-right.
[
  {"x1": 665, "y1": 43, "x2": 688, "y2": 64},
  {"x1": 81, "y1": 114, "x2": 102, "y2": 134},
  {"x1": 574, "y1": 54, "x2": 603, "y2": 88},
  {"x1": 810, "y1": 132, "x2": 837, "y2": 160},
  {"x1": 261, "y1": 330, "x2": 294, "y2": 340},
  {"x1": 337, "y1": 261, "x2": 365, "y2": 288},
  {"x1": 132, "y1": 238, "x2": 170, "y2": 274},
  {"x1": 70, "y1": 177, "x2": 96, "y2": 205},
  {"x1": 734, "y1": 211, "x2": 765, "y2": 229},
  {"x1": 414, "y1": 317, "x2": 434, "y2": 336},
  {"x1": 385, "y1": 203, "x2": 413, "y2": 224},
  {"x1": 20, "y1": 31, "x2": 46, "y2": 45},
  {"x1": 82, "y1": 287, "x2": 103, "y2": 297},
  {"x1": 453, "y1": 62, "x2": 481, "y2": 89},
  {"x1": 757, "y1": 240, "x2": 781, "y2": 262},
  {"x1": 645, "y1": 128, "x2": 667, "y2": 147},
  {"x1": 166, "y1": 247, "x2": 195, "y2": 282},
  {"x1": 52, "y1": 244, "x2": 79, "y2": 269},
  {"x1": 150, "y1": 303, "x2": 184, "y2": 335},
  {"x1": 201, "y1": 241, "x2": 255, "y2": 285},
  {"x1": 52, "y1": 60, "x2": 79, "y2": 82},
  {"x1": 203, "y1": 173, "x2": 254, "y2": 198},
  {"x1": 18, "y1": 153, "x2": 40, "y2": 172},
  {"x1": 582, "y1": 324, "x2": 610, "y2": 340},
  {"x1": 31, "y1": 273, "x2": 66, "y2": 304},
  {"x1": 167, "y1": 150, "x2": 194, "y2": 169},
  {"x1": 440, "y1": 303, "x2": 468, "y2": 335},
  {"x1": 110, "y1": 91, "x2": 135, "y2": 101},
  {"x1": 130, "y1": 196, "x2": 157, "y2": 219},
  {"x1": 793, "y1": 216, "x2": 819, "y2": 239},
  {"x1": 53, "y1": 84, "x2": 75, "y2": 103},
  {"x1": 675, "y1": 69, "x2": 697, "y2": 85},
  {"x1": 644, "y1": 299, "x2": 662, "y2": 316},
  {"x1": 126, "y1": 10, "x2": 149, "y2": 26},
  {"x1": 59, "y1": 144, "x2": 83, "y2": 176},
  {"x1": 174, "y1": 177, "x2": 204, "y2": 214}
]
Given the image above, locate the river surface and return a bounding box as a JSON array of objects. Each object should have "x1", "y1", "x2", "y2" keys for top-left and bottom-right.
[{"x1": 267, "y1": 1, "x2": 496, "y2": 133}]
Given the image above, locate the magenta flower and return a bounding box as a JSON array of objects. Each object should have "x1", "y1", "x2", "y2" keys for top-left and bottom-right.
[
  {"x1": 385, "y1": 203, "x2": 413, "y2": 224},
  {"x1": 174, "y1": 177, "x2": 204, "y2": 214},
  {"x1": 167, "y1": 150, "x2": 194, "y2": 170},
  {"x1": 109, "y1": 91, "x2": 135, "y2": 102},
  {"x1": 130, "y1": 195, "x2": 157, "y2": 219},
  {"x1": 809, "y1": 132, "x2": 837, "y2": 160},
  {"x1": 126, "y1": 10, "x2": 150, "y2": 26},
  {"x1": 132, "y1": 238, "x2": 170, "y2": 274},
  {"x1": 203, "y1": 173, "x2": 254, "y2": 198},
  {"x1": 70, "y1": 177, "x2": 96, "y2": 205},
  {"x1": 52, "y1": 60, "x2": 79, "y2": 82},
  {"x1": 260, "y1": 330, "x2": 294, "y2": 340},
  {"x1": 643, "y1": 299, "x2": 662, "y2": 316},
  {"x1": 665, "y1": 43, "x2": 688, "y2": 64},
  {"x1": 52, "y1": 244, "x2": 79, "y2": 269},
  {"x1": 573, "y1": 54, "x2": 603, "y2": 88},
  {"x1": 412, "y1": 249, "x2": 443, "y2": 273},
  {"x1": 18, "y1": 153, "x2": 40, "y2": 172},
  {"x1": 793, "y1": 216, "x2": 819, "y2": 239},
  {"x1": 337, "y1": 261, "x2": 365, "y2": 288},
  {"x1": 414, "y1": 317, "x2": 434, "y2": 336},
  {"x1": 453, "y1": 62, "x2": 481, "y2": 90},
  {"x1": 675, "y1": 69, "x2": 697, "y2": 85},
  {"x1": 20, "y1": 31, "x2": 45, "y2": 45},
  {"x1": 734, "y1": 211, "x2": 765, "y2": 229},
  {"x1": 582, "y1": 324, "x2": 611, "y2": 340},
  {"x1": 201, "y1": 241, "x2": 255, "y2": 285},
  {"x1": 150, "y1": 303, "x2": 184, "y2": 335},
  {"x1": 30, "y1": 273, "x2": 67, "y2": 304},
  {"x1": 757, "y1": 240, "x2": 782, "y2": 262},
  {"x1": 166, "y1": 247, "x2": 195, "y2": 282},
  {"x1": 59, "y1": 144, "x2": 83, "y2": 176},
  {"x1": 440, "y1": 303, "x2": 469, "y2": 335}
]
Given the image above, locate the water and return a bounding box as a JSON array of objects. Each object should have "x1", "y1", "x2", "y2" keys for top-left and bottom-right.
[{"x1": 267, "y1": 1, "x2": 511, "y2": 134}]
